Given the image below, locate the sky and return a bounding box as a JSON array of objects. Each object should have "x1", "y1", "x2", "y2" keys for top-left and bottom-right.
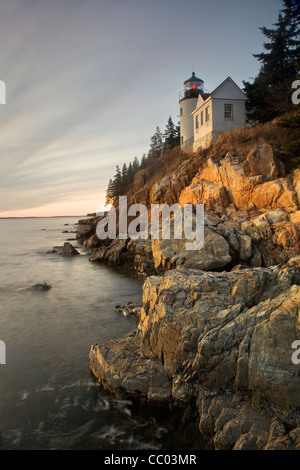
[{"x1": 0, "y1": 0, "x2": 282, "y2": 217}]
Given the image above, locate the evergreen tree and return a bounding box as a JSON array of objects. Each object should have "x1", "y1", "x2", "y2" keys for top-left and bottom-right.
[
  {"x1": 127, "y1": 161, "x2": 134, "y2": 182},
  {"x1": 243, "y1": 1, "x2": 300, "y2": 121},
  {"x1": 277, "y1": 108, "x2": 300, "y2": 166},
  {"x1": 163, "y1": 116, "x2": 178, "y2": 150},
  {"x1": 132, "y1": 156, "x2": 140, "y2": 173},
  {"x1": 113, "y1": 165, "x2": 122, "y2": 197},
  {"x1": 121, "y1": 163, "x2": 128, "y2": 189},
  {"x1": 174, "y1": 121, "x2": 181, "y2": 147},
  {"x1": 148, "y1": 126, "x2": 163, "y2": 159},
  {"x1": 105, "y1": 178, "x2": 115, "y2": 205},
  {"x1": 140, "y1": 153, "x2": 147, "y2": 169},
  {"x1": 283, "y1": 0, "x2": 300, "y2": 22},
  {"x1": 122, "y1": 163, "x2": 128, "y2": 180}
]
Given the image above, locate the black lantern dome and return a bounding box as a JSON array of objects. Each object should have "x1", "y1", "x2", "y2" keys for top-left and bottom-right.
[{"x1": 183, "y1": 72, "x2": 204, "y2": 99}]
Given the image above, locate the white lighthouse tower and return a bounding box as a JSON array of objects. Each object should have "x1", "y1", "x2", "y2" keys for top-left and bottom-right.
[{"x1": 179, "y1": 72, "x2": 204, "y2": 153}]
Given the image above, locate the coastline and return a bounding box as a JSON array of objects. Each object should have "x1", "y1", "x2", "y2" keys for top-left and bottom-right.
[
  {"x1": 74, "y1": 217, "x2": 300, "y2": 450},
  {"x1": 71, "y1": 142, "x2": 300, "y2": 450}
]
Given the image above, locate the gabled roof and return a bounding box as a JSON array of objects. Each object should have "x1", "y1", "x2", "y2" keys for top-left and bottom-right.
[
  {"x1": 200, "y1": 93, "x2": 211, "y2": 101},
  {"x1": 192, "y1": 77, "x2": 247, "y2": 114},
  {"x1": 210, "y1": 76, "x2": 247, "y2": 100},
  {"x1": 191, "y1": 93, "x2": 211, "y2": 112}
]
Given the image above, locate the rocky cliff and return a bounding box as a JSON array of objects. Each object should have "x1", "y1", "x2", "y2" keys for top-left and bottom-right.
[
  {"x1": 90, "y1": 258, "x2": 300, "y2": 450},
  {"x1": 79, "y1": 120, "x2": 300, "y2": 449},
  {"x1": 77, "y1": 143, "x2": 300, "y2": 275}
]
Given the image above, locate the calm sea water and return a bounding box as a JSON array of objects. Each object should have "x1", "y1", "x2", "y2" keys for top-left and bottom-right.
[{"x1": 0, "y1": 217, "x2": 195, "y2": 450}]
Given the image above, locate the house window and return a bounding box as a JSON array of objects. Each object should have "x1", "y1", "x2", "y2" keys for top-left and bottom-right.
[
  {"x1": 224, "y1": 104, "x2": 233, "y2": 119},
  {"x1": 205, "y1": 107, "x2": 209, "y2": 122},
  {"x1": 201, "y1": 111, "x2": 203, "y2": 125},
  {"x1": 180, "y1": 107, "x2": 183, "y2": 116},
  {"x1": 181, "y1": 136, "x2": 184, "y2": 145},
  {"x1": 195, "y1": 114, "x2": 199, "y2": 129}
]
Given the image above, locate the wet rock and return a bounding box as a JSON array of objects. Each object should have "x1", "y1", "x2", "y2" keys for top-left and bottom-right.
[
  {"x1": 47, "y1": 242, "x2": 80, "y2": 256},
  {"x1": 90, "y1": 257, "x2": 300, "y2": 450},
  {"x1": 114, "y1": 302, "x2": 142, "y2": 317},
  {"x1": 30, "y1": 283, "x2": 52, "y2": 291},
  {"x1": 89, "y1": 334, "x2": 172, "y2": 403}
]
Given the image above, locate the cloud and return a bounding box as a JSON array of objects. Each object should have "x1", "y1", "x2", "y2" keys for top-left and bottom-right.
[{"x1": 0, "y1": 0, "x2": 280, "y2": 216}]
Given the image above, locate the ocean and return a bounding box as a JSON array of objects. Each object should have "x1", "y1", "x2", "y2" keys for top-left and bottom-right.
[{"x1": 0, "y1": 217, "x2": 193, "y2": 450}]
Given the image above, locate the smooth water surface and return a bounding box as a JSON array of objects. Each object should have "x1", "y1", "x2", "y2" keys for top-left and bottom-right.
[{"x1": 0, "y1": 217, "x2": 188, "y2": 450}]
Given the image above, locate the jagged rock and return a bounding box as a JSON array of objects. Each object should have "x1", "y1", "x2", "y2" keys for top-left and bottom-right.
[
  {"x1": 179, "y1": 178, "x2": 229, "y2": 214},
  {"x1": 265, "y1": 209, "x2": 288, "y2": 224},
  {"x1": 152, "y1": 226, "x2": 231, "y2": 271},
  {"x1": 90, "y1": 257, "x2": 300, "y2": 450},
  {"x1": 47, "y1": 242, "x2": 80, "y2": 256},
  {"x1": 251, "y1": 178, "x2": 298, "y2": 213},
  {"x1": 130, "y1": 187, "x2": 149, "y2": 206},
  {"x1": 84, "y1": 233, "x2": 102, "y2": 249},
  {"x1": 192, "y1": 151, "x2": 299, "y2": 214},
  {"x1": 132, "y1": 169, "x2": 149, "y2": 193},
  {"x1": 290, "y1": 211, "x2": 300, "y2": 224},
  {"x1": 293, "y1": 169, "x2": 300, "y2": 207},
  {"x1": 114, "y1": 302, "x2": 142, "y2": 316},
  {"x1": 76, "y1": 223, "x2": 95, "y2": 242},
  {"x1": 238, "y1": 234, "x2": 252, "y2": 261},
  {"x1": 242, "y1": 144, "x2": 279, "y2": 179},
  {"x1": 271, "y1": 222, "x2": 300, "y2": 251},
  {"x1": 90, "y1": 334, "x2": 172, "y2": 402},
  {"x1": 30, "y1": 283, "x2": 52, "y2": 291}
]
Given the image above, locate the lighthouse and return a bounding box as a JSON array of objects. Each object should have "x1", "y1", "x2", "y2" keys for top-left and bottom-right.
[{"x1": 179, "y1": 72, "x2": 204, "y2": 153}]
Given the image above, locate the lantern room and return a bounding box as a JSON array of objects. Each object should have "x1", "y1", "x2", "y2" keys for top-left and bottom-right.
[{"x1": 182, "y1": 72, "x2": 204, "y2": 100}]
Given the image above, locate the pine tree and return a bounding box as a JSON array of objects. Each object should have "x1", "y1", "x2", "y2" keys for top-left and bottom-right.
[
  {"x1": 148, "y1": 126, "x2": 163, "y2": 159},
  {"x1": 105, "y1": 178, "x2": 115, "y2": 205},
  {"x1": 113, "y1": 165, "x2": 122, "y2": 197},
  {"x1": 243, "y1": 0, "x2": 300, "y2": 121},
  {"x1": 127, "y1": 161, "x2": 134, "y2": 182},
  {"x1": 174, "y1": 121, "x2": 181, "y2": 147},
  {"x1": 277, "y1": 108, "x2": 300, "y2": 166},
  {"x1": 283, "y1": 0, "x2": 300, "y2": 22},
  {"x1": 163, "y1": 116, "x2": 177, "y2": 150},
  {"x1": 140, "y1": 153, "x2": 147, "y2": 169},
  {"x1": 132, "y1": 156, "x2": 140, "y2": 173},
  {"x1": 121, "y1": 163, "x2": 128, "y2": 189}
]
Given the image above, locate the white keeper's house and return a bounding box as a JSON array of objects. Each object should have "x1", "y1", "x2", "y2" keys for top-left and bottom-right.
[{"x1": 179, "y1": 72, "x2": 248, "y2": 154}]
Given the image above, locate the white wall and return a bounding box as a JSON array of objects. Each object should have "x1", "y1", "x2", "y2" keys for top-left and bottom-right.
[
  {"x1": 193, "y1": 98, "x2": 246, "y2": 151},
  {"x1": 212, "y1": 99, "x2": 246, "y2": 133},
  {"x1": 193, "y1": 98, "x2": 213, "y2": 151},
  {"x1": 180, "y1": 97, "x2": 198, "y2": 150}
]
